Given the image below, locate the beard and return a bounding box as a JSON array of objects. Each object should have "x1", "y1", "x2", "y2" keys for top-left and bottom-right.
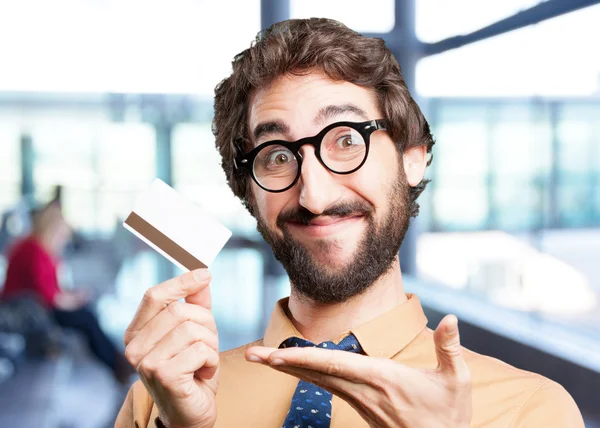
[{"x1": 255, "y1": 174, "x2": 412, "y2": 304}]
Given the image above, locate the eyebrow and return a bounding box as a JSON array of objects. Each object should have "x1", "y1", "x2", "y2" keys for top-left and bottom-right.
[
  {"x1": 251, "y1": 103, "x2": 369, "y2": 144},
  {"x1": 253, "y1": 119, "x2": 290, "y2": 143},
  {"x1": 313, "y1": 104, "x2": 369, "y2": 125}
]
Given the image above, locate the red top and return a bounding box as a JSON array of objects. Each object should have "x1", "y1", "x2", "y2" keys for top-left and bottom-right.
[{"x1": 1, "y1": 236, "x2": 61, "y2": 309}]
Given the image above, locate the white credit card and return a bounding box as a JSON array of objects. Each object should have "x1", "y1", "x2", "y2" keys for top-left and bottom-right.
[{"x1": 123, "y1": 178, "x2": 232, "y2": 272}]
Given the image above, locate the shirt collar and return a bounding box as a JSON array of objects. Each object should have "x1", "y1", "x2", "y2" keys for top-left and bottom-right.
[{"x1": 263, "y1": 293, "x2": 428, "y2": 359}]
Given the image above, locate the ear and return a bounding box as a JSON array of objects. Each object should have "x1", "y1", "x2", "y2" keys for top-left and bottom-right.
[{"x1": 402, "y1": 145, "x2": 428, "y2": 187}]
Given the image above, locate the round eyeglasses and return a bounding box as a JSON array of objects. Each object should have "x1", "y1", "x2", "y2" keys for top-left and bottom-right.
[{"x1": 234, "y1": 119, "x2": 387, "y2": 193}]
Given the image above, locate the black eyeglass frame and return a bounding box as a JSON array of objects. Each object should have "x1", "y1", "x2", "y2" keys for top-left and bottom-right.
[{"x1": 234, "y1": 119, "x2": 387, "y2": 193}]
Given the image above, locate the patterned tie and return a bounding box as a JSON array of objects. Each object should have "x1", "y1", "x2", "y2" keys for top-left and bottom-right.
[{"x1": 279, "y1": 334, "x2": 363, "y2": 428}]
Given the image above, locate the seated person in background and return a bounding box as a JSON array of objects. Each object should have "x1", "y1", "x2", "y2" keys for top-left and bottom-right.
[{"x1": 1, "y1": 200, "x2": 132, "y2": 384}]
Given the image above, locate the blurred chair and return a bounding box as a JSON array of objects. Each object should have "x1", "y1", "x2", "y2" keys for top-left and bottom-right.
[
  {"x1": 0, "y1": 293, "x2": 63, "y2": 358},
  {"x1": 0, "y1": 199, "x2": 34, "y2": 256}
]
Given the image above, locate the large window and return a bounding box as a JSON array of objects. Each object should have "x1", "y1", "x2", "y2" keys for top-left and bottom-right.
[
  {"x1": 416, "y1": 4, "x2": 600, "y2": 97},
  {"x1": 420, "y1": 98, "x2": 600, "y2": 337},
  {"x1": 416, "y1": 0, "x2": 541, "y2": 43},
  {"x1": 30, "y1": 117, "x2": 156, "y2": 235},
  {"x1": 0, "y1": 125, "x2": 21, "y2": 214},
  {"x1": 172, "y1": 123, "x2": 263, "y2": 337},
  {"x1": 0, "y1": 0, "x2": 261, "y2": 95},
  {"x1": 291, "y1": 0, "x2": 395, "y2": 32},
  {"x1": 557, "y1": 104, "x2": 600, "y2": 227},
  {"x1": 429, "y1": 104, "x2": 489, "y2": 230},
  {"x1": 172, "y1": 123, "x2": 256, "y2": 233},
  {"x1": 426, "y1": 99, "x2": 599, "y2": 231},
  {"x1": 415, "y1": 3, "x2": 600, "y2": 338}
]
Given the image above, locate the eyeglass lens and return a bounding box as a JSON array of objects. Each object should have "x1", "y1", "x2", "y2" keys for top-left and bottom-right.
[{"x1": 252, "y1": 125, "x2": 366, "y2": 191}]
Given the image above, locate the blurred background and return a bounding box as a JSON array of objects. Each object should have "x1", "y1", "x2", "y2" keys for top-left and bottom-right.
[{"x1": 0, "y1": 0, "x2": 598, "y2": 426}]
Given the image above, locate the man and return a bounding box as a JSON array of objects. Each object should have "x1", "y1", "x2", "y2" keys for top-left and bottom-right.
[
  {"x1": 116, "y1": 18, "x2": 583, "y2": 427},
  {"x1": 1, "y1": 201, "x2": 132, "y2": 384}
]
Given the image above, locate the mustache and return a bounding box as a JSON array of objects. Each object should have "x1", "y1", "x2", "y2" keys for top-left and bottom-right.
[{"x1": 276, "y1": 200, "x2": 374, "y2": 227}]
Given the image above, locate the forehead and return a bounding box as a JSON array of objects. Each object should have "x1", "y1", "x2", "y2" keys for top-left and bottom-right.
[{"x1": 247, "y1": 71, "x2": 380, "y2": 135}]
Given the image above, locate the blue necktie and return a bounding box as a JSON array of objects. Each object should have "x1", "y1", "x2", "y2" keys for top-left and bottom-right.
[{"x1": 279, "y1": 334, "x2": 363, "y2": 428}]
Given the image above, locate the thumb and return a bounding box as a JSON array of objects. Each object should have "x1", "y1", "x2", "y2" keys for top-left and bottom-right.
[
  {"x1": 184, "y1": 268, "x2": 213, "y2": 309},
  {"x1": 434, "y1": 314, "x2": 466, "y2": 374}
]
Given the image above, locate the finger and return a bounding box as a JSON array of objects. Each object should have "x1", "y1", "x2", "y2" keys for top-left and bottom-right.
[
  {"x1": 185, "y1": 273, "x2": 213, "y2": 309},
  {"x1": 268, "y1": 364, "x2": 379, "y2": 427},
  {"x1": 139, "y1": 341, "x2": 219, "y2": 389},
  {"x1": 124, "y1": 269, "x2": 211, "y2": 345},
  {"x1": 127, "y1": 317, "x2": 218, "y2": 368},
  {"x1": 246, "y1": 346, "x2": 377, "y2": 384},
  {"x1": 154, "y1": 321, "x2": 217, "y2": 361},
  {"x1": 169, "y1": 341, "x2": 220, "y2": 380},
  {"x1": 245, "y1": 346, "x2": 278, "y2": 363},
  {"x1": 126, "y1": 300, "x2": 217, "y2": 365},
  {"x1": 434, "y1": 314, "x2": 467, "y2": 375},
  {"x1": 266, "y1": 364, "x2": 360, "y2": 403},
  {"x1": 137, "y1": 323, "x2": 219, "y2": 378}
]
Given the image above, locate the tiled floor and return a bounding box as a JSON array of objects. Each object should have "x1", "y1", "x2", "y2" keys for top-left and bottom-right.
[
  {"x1": 53, "y1": 359, "x2": 127, "y2": 427},
  {"x1": 0, "y1": 335, "x2": 130, "y2": 428},
  {"x1": 53, "y1": 334, "x2": 130, "y2": 428},
  {"x1": 0, "y1": 359, "x2": 59, "y2": 428}
]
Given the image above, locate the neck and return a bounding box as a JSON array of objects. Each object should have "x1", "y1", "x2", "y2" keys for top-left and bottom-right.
[
  {"x1": 31, "y1": 231, "x2": 55, "y2": 256},
  {"x1": 286, "y1": 257, "x2": 407, "y2": 344}
]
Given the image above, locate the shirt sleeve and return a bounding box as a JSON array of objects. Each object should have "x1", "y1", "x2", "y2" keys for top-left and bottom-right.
[
  {"x1": 510, "y1": 380, "x2": 584, "y2": 428},
  {"x1": 115, "y1": 380, "x2": 156, "y2": 428},
  {"x1": 29, "y1": 246, "x2": 62, "y2": 308}
]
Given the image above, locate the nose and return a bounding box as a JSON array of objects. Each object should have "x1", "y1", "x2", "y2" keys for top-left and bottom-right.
[{"x1": 297, "y1": 146, "x2": 340, "y2": 215}]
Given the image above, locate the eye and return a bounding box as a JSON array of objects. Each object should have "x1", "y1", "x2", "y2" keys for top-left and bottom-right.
[
  {"x1": 267, "y1": 149, "x2": 292, "y2": 166},
  {"x1": 275, "y1": 153, "x2": 288, "y2": 164},
  {"x1": 336, "y1": 135, "x2": 363, "y2": 148}
]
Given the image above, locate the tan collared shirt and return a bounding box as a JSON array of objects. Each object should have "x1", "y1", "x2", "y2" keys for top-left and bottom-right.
[{"x1": 116, "y1": 294, "x2": 584, "y2": 427}]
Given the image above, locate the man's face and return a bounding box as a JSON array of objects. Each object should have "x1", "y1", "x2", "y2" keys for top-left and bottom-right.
[{"x1": 247, "y1": 71, "x2": 425, "y2": 304}]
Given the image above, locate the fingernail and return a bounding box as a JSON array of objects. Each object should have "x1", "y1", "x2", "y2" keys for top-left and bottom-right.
[
  {"x1": 270, "y1": 358, "x2": 285, "y2": 366},
  {"x1": 193, "y1": 269, "x2": 210, "y2": 282},
  {"x1": 247, "y1": 355, "x2": 262, "y2": 363}
]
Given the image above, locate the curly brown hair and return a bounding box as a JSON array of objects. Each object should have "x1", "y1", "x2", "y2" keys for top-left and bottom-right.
[{"x1": 212, "y1": 18, "x2": 434, "y2": 218}]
